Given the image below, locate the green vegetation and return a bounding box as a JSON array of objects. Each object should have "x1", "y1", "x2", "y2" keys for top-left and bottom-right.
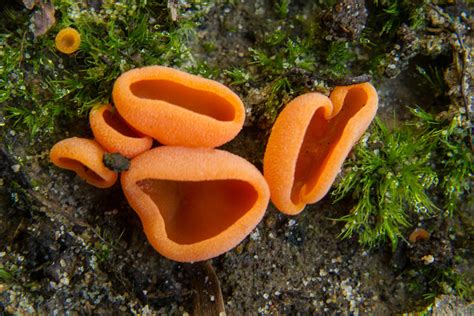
[
  {"x1": 0, "y1": 267, "x2": 13, "y2": 282},
  {"x1": 411, "y1": 107, "x2": 473, "y2": 216},
  {"x1": 1, "y1": 0, "x2": 210, "y2": 138},
  {"x1": 325, "y1": 40, "x2": 356, "y2": 78},
  {"x1": 332, "y1": 118, "x2": 438, "y2": 250},
  {"x1": 92, "y1": 226, "x2": 124, "y2": 264},
  {"x1": 373, "y1": 0, "x2": 427, "y2": 36},
  {"x1": 333, "y1": 107, "x2": 472, "y2": 250},
  {"x1": 408, "y1": 262, "x2": 472, "y2": 303},
  {"x1": 415, "y1": 65, "x2": 447, "y2": 97},
  {"x1": 224, "y1": 67, "x2": 251, "y2": 86}
]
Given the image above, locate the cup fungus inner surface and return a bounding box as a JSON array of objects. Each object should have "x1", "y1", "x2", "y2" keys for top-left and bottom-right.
[
  {"x1": 130, "y1": 80, "x2": 236, "y2": 121},
  {"x1": 137, "y1": 178, "x2": 258, "y2": 244},
  {"x1": 102, "y1": 108, "x2": 142, "y2": 138},
  {"x1": 57, "y1": 157, "x2": 106, "y2": 184},
  {"x1": 61, "y1": 34, "x2": 75, "y2": 48},
  {"x1": 291, "y1": 87, "x2": 368, "y2": 203}
]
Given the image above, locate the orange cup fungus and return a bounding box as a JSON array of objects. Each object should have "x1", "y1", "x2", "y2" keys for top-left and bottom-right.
[
  {"x1": 112, "y1": 66, "x2": 245, "y2": 148},
  {"x1": 89, "y1": 104, "x2": 153, "y2": 158},
  {"x1": 121, "y1": 146, "x2": 270, "y2": 262},
  {"x1": 50, "y1": 137, "x2": 118, "y2": 188},
  {"x1": 55, "y1": 27, "x2": 81, "y2": 54},
  {"x1": 264, "y1": 82, "x2": 378, "y2": 215},
  {"x1": 409, "y1": 228, "x2": 430, "y2": 243}
]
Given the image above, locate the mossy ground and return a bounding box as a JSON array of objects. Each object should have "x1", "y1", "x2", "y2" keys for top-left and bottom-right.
[{"x1": 0, "y1": 0, "x2": 472, "y2": 314}]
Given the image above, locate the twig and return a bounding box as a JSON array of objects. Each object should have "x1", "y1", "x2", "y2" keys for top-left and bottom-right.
[{"x1": 187, "y1": 261, "x2": 226, "y2": 316}]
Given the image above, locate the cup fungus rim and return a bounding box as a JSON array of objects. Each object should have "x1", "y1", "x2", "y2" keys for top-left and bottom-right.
[
  {"x1": 50, "y1": 137, "x2": 118, "y2": 188},
  {"x1": 89, "y1": 104, "x2": 153, "y2": 158}
]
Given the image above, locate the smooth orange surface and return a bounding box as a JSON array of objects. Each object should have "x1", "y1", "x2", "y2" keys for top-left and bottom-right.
[
  {"x1": 112, "y1": 66, "x2": 245, "y2": 147},
  {"x1": 264, "y1": 83, "x2": 378, "y2": 215},
  {"x1": 50, "y1": 137, "x2": 118, "y2": 188},
  {"x1": 121, "y1": 146, "x2": 270, "y2": 262},
  {"x1": 89, "y1": 104, "x2": 153, "y2": 158},
  {"x1": 55, "y1": 27, "x2": 81, "y2": 54}
]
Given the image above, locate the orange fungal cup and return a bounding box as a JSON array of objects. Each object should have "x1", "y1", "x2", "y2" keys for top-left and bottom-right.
[
  {"x1": 263, "y1": 82, "x2": 378, "y2": 215},
  {"x1": 89, "y1": 104, "x2": 153, "y2": 158},
  {"x1": 112, "y1": 66, "x2": 246, "y2": 147},
  {"x1": 121, "y1": 146, "x2": 270, "y2": 262},
  {"x1": 50, "y1": 137, "x2": 118, "y2": 188},
  {"x1": 55, "y1": 27, "x2": 81, "y2": 54}
]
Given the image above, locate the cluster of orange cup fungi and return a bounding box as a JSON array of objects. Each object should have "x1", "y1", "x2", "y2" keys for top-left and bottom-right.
[{"x1": 50, "y1": 65, "x2": 378, "y2": 262}]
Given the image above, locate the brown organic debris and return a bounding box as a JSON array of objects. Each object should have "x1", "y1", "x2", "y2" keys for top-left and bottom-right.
[
  {"x1": 22, "y1": 0, "x2": 36, "y2": 10},
  {"x1": 409, "y1": 228, "x2": 430, "y2": 244},
  {"x1": 32, "y1": 0, "x2": 56, "y2": 37},
  {"x1": 188, "y1": 261, "x2": 225, "y2": 316},
  {"x1": 168, "y1": 0, "x2": 179, "y2": 21}
]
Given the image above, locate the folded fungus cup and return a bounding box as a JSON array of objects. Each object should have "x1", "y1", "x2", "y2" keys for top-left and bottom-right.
[
  {"x1": 121, "y1": 146, "x2": 270, "y2": 262},
  {"x1": 50, "y1": 137, "x2": 118, "y2": 188},
  {"x1": 264, "y1": 83, "x2": 378, "y2": 215},
  {"x1": 112, "y1": 66, "x2": 245, "y2": 148},
  {"x1": 89, "y1": 104, "x2": 153, "y2": 158}
]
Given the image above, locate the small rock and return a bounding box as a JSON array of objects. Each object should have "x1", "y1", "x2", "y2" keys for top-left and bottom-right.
[{"x1": 421, "y1": 254, "x2": 435, "y2": 265}]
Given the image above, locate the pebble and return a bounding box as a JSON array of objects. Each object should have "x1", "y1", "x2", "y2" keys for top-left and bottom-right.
[
  {"x1": 421, "y1": 254, "x2": 435, "y2": 265},
  {"x1": 250, "y1": 229, "x2": 261, "y2": 241}
]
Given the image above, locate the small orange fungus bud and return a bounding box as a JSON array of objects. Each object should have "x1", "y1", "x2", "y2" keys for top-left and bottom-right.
[
  {"x1": 121, "y1": 146, "x2": 270, "y2": 262},
  {"x1": 50, "y1": 137, "x2": 118, "y2": 188},
  {"x1": 264, "y1": 82, "x2": 378, "y2": 215},
  {"x1": 89, "y1": 104, "x2": 153, "y2": 158},
  {"x1": 112, "y1": 66, "x2": 245, "y2": 147},
  {"x1": 409, "y1": 228, "x2": 430, "y2": 243},
  {"x1": 55, "y1": 27, "x2": 81, "y2": 54}
]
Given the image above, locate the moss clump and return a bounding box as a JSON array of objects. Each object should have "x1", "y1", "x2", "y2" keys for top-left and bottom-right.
[
  {"x1": 333, "y1": 118, "x2": 438, "y2": 250},
  {"x1": 407, "y1": 258, "x2": 473, "y2": 304},
  {"x1": 373, "y1": 0, "x2": 427, "y2": 36},
  {"x1": 325, "y1": 40, "x2": 356, "y2": 78},
  {"x1": 1, "y1": 0, "x2": 211, "y2": 138},
  {"x1": 410, "y1": 107, "x2": 473, "y2": 216},
  {"x1": 333, "y1": 106, "x2": 472, "y2": 250}
]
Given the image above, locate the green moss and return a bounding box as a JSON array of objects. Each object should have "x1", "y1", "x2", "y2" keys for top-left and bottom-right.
[
  {"x1": 92, "y1": 226, "x2": 124, "y2": 264},
  {"x1": 274, "y1": 0, "x2": 290, "y2": 18},
  {"x1": 373, "y1": 0, "x2": 427, "y2": 35},
  {"x1": 333, "y1": 105, "x2": 472, "y2": 250},
  {"x1": 410, "y1": 107, "x2": 473, "y2": 216},
  {"x1": 224, "y1": 67, "x2": 251, "y2": 86},
  {"x1": 0, "y1": 267, "x2": 13, "y2": 282},
  {"x1": 325, "y1": 40, "x2": 356, "y2": 78},
  {"x1": 408, "y1": 265, "x2": 472, "y2": 303},
  {"x1": 415, "y1": 65, "x2": 447, "y2": 97},
  {"x1": 333, "y1": 118, "x2": 438, "y2": 250},
  {"x1": 1, "y1": 0, "x2": 210, "y2": 138}
]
